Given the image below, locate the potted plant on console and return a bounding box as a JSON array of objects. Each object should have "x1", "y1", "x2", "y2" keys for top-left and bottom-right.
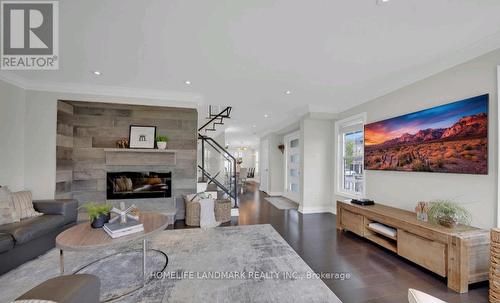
[
  {"x1": 156, "y1": 135, "x2": 169, "y2": 150},
  {"x1": 428, "y1": 199, "x2": 471, "y2": 228},
  {"x1": 80, "y1": 203, "x2": 112, "y2": 228}
]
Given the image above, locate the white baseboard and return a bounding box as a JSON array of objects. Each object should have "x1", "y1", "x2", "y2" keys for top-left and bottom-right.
[{"x1": 298, "y1": 206, "x2": 335, "y2": 214}]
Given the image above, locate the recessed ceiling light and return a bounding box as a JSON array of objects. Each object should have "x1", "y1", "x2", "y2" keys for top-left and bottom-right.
[
  {"x1": 252, "y1": 125, "x2": 257, "y2": 128},
  {"x1": 92, "y1": 71, "x2": 101, "y2": 76},
  {"x1": 377, "y1": 0, "x2": 389, "y2": 4},
  {"x1": 185, "y1": 80, "x2": 191, "y2": 85},
  {"x1": 285, "y1": 90, "x2": 291, "y2": 95},
  {"x1": 264, "y1": 114, "x2": 269, "y2": 118}
]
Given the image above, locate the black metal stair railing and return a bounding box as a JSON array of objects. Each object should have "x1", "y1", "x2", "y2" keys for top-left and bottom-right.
[
  {"x1": 198, "y1": 106, "x2": 232, "y2": 133},
  {"x1": 198, "y1": 135, "x2": 238, "y2": 206},
  {"x1": 197, "y1": 106, "x2": 238, "y2": 207}
]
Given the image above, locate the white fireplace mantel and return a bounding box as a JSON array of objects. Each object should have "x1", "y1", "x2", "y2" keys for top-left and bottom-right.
[
  {"x1": 104, "y1": 148, "x2": 177, "y2": 166},
  {"x1": 103, "y1": 148, "x2": 178, "y2": 153}
]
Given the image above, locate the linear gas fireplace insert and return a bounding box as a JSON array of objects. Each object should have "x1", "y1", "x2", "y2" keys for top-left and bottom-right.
[{"x1": 107, "y1": 171, "x2": 172, "y2": 200}]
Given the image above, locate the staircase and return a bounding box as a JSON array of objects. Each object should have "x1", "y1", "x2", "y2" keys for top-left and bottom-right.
[{"x1": 198, "y1": 106, "x2": 238, "y2": 207}]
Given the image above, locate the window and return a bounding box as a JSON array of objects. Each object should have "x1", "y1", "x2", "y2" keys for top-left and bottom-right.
[
  {"x1": 290, "y1": 138, "x2": 299, "y2": 148},
  {"x1": 335, "y1": 113, "x2": 366, "y2": 198},
  {"x1": 342, "y1": 131, "x2": 363, "y2": 194}
]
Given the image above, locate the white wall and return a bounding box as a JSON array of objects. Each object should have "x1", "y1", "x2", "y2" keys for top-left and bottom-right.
[
  {"x1": 260, "y1": 133, "x2": 284, "y2": 195},
  {"x1": 334, "y1": 49, "x2": 500, "y2": 228},
  {"x1": 23, "y1": 90, "x2": 58, "y2": 199},
  {"x1": 0, "y1": 80, "x2": 25, "y2": 191},
  {"x1": 299, "y1": 118, "x2": 333, "y2": 213}
]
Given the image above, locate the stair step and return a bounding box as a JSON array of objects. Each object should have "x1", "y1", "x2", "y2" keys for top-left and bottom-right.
[{"x1": 206, "y1": 183, "x2": 218, "y2": 191}]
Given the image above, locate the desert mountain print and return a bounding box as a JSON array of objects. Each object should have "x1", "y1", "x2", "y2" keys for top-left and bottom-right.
[{"x1": 364, "y1": 94, "x2": 488, "y2": 174}]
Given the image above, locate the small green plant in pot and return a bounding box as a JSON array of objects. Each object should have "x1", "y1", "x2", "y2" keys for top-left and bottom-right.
[
  {"x1": 80, "y1": 203, "x2": 112, "y2": 228},
  {"x1": 427, "y1": 199, "x2": 471, "y2": 228},
  {"x1": 156, "y1": 135, "x2": 169, "y2": 150}
]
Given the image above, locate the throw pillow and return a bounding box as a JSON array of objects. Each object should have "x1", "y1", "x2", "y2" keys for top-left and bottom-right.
[
  {"x1": 11, "y1": 191, "x2": 42, "y2": 219},
  {"x1": 0, "y1": 186, "x2": 19, "y2": 225}
]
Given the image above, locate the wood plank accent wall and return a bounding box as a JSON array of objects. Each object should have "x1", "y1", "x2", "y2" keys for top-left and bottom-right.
[
  {"x1": 55, "y1": 101, "x2": 74, "y2": 199},
  {"x1": 56, "y1": 101, "x2": 197, "y2": 219}
]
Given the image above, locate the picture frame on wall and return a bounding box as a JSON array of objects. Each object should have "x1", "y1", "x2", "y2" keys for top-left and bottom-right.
[
  {"x1": 129, "y1": 125, "x2": 156, "y2": 149},
  {"x1": 364, "y1": 94, "x2": 488, "y2": 174}
]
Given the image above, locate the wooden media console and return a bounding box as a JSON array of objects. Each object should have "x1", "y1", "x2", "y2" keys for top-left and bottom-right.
[{"x1": 336, "y1": 200, "x2": 490, "y2": 293}]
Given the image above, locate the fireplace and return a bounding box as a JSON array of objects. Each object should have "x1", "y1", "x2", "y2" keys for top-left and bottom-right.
[{"x1": 107, "y1": 172, "x2": 172, "y2": 200}]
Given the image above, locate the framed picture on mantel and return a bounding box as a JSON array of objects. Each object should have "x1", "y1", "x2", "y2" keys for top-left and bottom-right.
[{"x1": 129, "y1": 125, "x2": 156, "y2": 149}]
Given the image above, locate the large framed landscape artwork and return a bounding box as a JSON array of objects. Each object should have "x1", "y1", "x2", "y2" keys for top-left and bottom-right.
[{"x1": 364, "y1": 94, "x2": 488, "y2": 174}]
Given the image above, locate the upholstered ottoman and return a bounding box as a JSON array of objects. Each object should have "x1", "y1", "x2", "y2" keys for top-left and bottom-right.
[
  {"x1": 16, "y1": 274, "x2": 100, "y2": 303},
  {"x1": 184, "y1": 195, "x2": 232, "y2": 226},
  {"x1": 215, "y1": 199, "x2": 232, "y2": 223}
]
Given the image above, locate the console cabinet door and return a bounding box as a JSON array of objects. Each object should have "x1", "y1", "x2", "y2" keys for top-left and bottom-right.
[
  {"x1": 340, "y1": 209, "x2": 364, "y2": 237},
  {"x1": 398, "y1": 229, "x2": 447, "y2": 277}
]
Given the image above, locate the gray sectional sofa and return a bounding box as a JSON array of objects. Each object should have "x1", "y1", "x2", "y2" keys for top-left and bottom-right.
[{"x1": 0, "y1": 199, "x2": 78, "y2": 275}]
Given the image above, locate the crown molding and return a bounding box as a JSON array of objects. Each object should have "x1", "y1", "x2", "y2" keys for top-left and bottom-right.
[
  {"x1": 331, "y1": 29, "x2": 500, "y2": 115},
  {"x1": 0, "y1": 71, "x2": 203, "y2": 105},
  {"x1": 259, "y1": 30, "x2": 500, "y2": 140},
  {"x1": 0, "y1": 71, "x2": 28, "y2": 89},
  {"x1": 28, "y1": 81, "x2": 203, "y2": 104}
]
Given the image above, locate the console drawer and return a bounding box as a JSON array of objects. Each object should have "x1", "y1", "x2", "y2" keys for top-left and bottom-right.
[
  {"x1": 398, "y1": 229, "x2": 447, "y2": 277},
  {"x1": 340, "y1": 209, "x2": 364, "y2": 236}
]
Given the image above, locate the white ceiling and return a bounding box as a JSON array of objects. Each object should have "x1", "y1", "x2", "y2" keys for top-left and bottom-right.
[{"x1": 5, "y1": 0, "x2": 500, "y2": 149}]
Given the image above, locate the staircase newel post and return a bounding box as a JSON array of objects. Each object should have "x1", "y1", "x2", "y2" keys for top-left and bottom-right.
[
  {"x1": 233, "y1": 158, "x2": 238, "y2": 207},
  {"x1": 201, "y1": 136, "x2": 205, "y2": 182}
]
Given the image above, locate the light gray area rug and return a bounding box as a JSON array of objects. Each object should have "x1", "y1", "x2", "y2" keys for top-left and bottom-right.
[
  {"x1": 0, "y1": 224, "x2": 341, "y2": 303},
  {"x1": 264, "y1": 197, "x2": 299, "y2": 210}
]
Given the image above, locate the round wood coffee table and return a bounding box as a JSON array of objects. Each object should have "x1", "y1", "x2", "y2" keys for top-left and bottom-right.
[{"x1": 56, "y1": 212, "x2": 169, "y2": 301}]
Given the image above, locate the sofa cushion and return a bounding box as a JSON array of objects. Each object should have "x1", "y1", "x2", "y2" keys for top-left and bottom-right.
[
  {"x1": 11, "y1": 191, "x2": 42, "y2": 219},
  {"x1": 33, "y1": 199, "x2": 78, "y2": 225},
  {"x1": 0, "y1": 215, "x2": 66, "y2": 245},
  {"x1": 0, "y1": 187, "x2": 19, "y2": 225},
  {"x1": 0, "y1": 233, "x2": 14, "y2": 253}
]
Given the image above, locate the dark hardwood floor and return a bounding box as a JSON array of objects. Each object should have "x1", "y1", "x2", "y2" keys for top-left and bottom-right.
[{"x1": 173, "y1": 183, "x2": 489, "y2": 303}]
